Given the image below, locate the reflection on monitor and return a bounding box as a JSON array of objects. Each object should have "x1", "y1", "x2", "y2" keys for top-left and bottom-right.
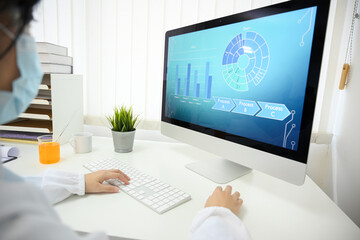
[{"x1": 161, "y1": 0, "x2": 330, "y2": 185}]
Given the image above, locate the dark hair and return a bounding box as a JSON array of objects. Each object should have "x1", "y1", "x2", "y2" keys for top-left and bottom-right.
[{"x1": 0, "y1": 0, "x2": 40, "y2": 59}]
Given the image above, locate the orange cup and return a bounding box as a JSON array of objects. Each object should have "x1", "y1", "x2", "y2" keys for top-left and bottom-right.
[{"x1": 37, "y1": 135, "x2": 60, "y2": 164}]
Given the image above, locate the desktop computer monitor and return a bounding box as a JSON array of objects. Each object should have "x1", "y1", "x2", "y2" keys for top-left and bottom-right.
[{"x1": 161, "y1": 0, "x2": 330, "y2": 185}]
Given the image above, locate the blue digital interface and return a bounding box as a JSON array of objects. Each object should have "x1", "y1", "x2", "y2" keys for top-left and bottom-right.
[{"x1": 165, "y1": 7, "x2": 317, "y2": 151}]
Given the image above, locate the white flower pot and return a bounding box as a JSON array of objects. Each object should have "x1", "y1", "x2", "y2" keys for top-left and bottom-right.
[{"x1": 111, "y1": 130, "x2": 136, "y2": 153}]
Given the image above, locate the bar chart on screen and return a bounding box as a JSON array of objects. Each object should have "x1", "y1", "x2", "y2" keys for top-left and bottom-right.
[{"x1": 173, "y1": 61, "x2": 213, "y2": 100}]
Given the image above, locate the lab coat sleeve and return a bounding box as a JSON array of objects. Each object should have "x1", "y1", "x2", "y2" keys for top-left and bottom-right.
[
  {"x1": 25, "y1": 168, "x2": 85, "y2": 205},
  {"x1": 189, "y1": 207, "x2": 251, "y2": 240},
  {"x1": 0, "y1": 169, "x2": 109, "y2": 240}
]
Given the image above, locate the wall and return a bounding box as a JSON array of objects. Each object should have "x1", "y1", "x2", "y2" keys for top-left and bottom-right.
[{"x1": 329, "y1": 0, "x2": 360, "y2": 226}]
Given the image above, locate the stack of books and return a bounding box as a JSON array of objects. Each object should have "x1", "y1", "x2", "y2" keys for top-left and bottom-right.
[
  {"x1": 0, "y1": 43, "x2": 82, "y2": 144},
  {"x1": 37, "y1": 42, "x2": 73, "y2": 74}
]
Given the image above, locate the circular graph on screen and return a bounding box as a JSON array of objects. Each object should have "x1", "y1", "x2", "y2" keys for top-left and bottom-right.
[{"x1": 222, "y1": 31, "x2": 270, "y2": 91}]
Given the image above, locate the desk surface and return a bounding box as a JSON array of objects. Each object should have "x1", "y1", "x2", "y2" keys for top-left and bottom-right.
[{"x1": 4, "y1": 136, "x2": 360, "y2": 240}]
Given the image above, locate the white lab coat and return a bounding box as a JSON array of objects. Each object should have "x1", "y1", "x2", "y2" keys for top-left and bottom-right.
[{"x1": 0, "y1": 164, "x2": 251, "y2": 240}]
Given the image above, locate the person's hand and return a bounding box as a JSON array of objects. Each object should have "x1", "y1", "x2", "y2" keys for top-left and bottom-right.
[
  {"x1": 85, "y1": 169, "x2": 130, "y2": 193},
  {"x1": 204, "y1": 185, "x2": 243, "y2": 215}
]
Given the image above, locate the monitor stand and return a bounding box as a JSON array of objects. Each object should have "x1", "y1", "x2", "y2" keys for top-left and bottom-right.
[{"x1": 186, "y1": 158, "x2": 251, "y2": 184}]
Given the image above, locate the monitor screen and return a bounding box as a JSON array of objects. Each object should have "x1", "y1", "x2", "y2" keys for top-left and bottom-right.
[{"x1": 161, "y1": 0, "x2": 330, "y2": 184}]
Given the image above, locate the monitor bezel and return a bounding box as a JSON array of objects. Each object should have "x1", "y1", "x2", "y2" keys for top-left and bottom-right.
[{"x1": 161, "y1": 0, "x2": 330, "y2": 164}]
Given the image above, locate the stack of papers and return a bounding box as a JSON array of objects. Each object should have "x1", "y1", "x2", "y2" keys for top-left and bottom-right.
[{"x1": 0, "y1": 145, "x2": 20, "y2": 163}]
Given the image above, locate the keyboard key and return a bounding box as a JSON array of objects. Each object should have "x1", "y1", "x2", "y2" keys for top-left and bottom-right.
[
  {"x1": 143, "y1": 199, "x2": 154, "y2": 206},
  {"x1": 157, "y1": 205, "x2": 169, "y2": 213},
  {"x1": 83, "y1": 158, "x2": 191, "y2": 214}
]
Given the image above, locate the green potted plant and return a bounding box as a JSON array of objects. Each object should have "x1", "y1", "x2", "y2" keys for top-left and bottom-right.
[{"x1": 106, "y1": 105, "x2": 140, "y2": 153}]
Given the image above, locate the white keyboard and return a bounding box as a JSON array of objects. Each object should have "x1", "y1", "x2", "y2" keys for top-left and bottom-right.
[{"x1": 83, "y1": 158, "x2": 191, "y2": 214}]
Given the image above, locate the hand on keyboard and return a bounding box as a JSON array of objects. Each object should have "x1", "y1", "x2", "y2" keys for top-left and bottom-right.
[
  {"x1": 84, "y1": 158, "x2": 191, "y2": 214},
  {"x1": 85, "y1": 169, "x2": 131, "y2": 193}
]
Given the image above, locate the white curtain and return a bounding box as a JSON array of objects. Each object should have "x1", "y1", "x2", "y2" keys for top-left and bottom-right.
[{"x1": 34, "y1": 0, "x2": 347, "y2": 131}]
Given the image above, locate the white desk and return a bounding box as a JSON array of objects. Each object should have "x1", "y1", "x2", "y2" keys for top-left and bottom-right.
[{"x1": 4, "y1": 136, "x2": 360, "y2": 240}]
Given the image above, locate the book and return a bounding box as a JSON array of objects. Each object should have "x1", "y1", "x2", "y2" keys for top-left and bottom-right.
[
  {"x1": 0, "y1": 130, "x2": 45, "y2": 141},
  {"x1": 39, "y1": 84, "x2": 50, "y2": 90},
  {"x1": 19, "y1": 113, "x2": 51, "y2": 120},
  {"x1": 0, "y1": 125, "x2": 51, "y2": 134},
  {"x1": 24, "y1": 107, "x2": 52, "y2": 119},
  {"x1": 36, "y1": 42, "x2": 68, "y2": 56},
  {"x1": 0, "y1": 118, "x2": 52, "y2": 133},
  {"x1": 36, "y1": 89, "x2": 51, "y2": 100},
  {"x1": 41, "y1": 63, "x2": 73, "y2": 74},
  {"x1": 0, "y1": 138, "x2": 37, "y2": 145},
  {"x1": 31, "y1": 98, "x2": 51, "y2": 105},
  {"x1": 38, "y1": 53, "x2": 73, "y2": 65}
]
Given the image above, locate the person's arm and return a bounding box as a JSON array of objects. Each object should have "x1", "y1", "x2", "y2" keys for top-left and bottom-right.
[
  {"x1": 189, "y1": 186, "x2": 251, "y2": 240},
  {"x1": 25, "y1": 168, "x2": 130, "y2": 204},
  {"x1": 0, "y1": 167, "x2": 110, "y2": 240}
]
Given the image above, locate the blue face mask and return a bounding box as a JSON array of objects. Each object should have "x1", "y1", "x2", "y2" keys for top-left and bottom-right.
[{"x1": 0, "y1": 34, "x2": 44, "y2": 124}]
